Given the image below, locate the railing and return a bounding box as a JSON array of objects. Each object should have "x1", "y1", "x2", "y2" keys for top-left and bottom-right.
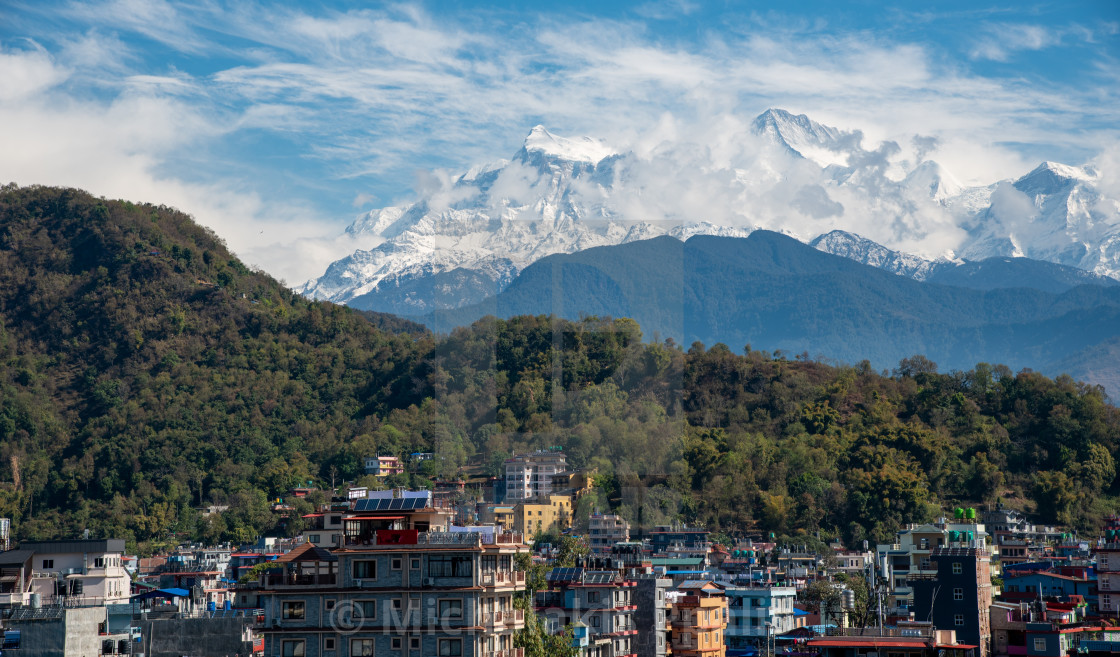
[
  {"x1": 344, "y1": 531, "x2": 524, "y2": 548},
  {"x1": 262, "y1": 572, "x2": 337, "y2": 587},
  {"x1": 484, "y1": 649, "x2": 524, "y2": 657},
  {"x1": 482, "y1": 571, "x2": 527, "y2": 586}
]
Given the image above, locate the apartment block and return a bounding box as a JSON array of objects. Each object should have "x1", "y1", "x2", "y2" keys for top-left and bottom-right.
[
  {"x1": 256, "y1": 498, "x2": 529, "y2": 657},
  {"x1": 504, "y1": 451, "x2": 567, "y2": 502},
  {"x1": 723, "y1": 585, "x2": 795, "y2": 653},
  {"x1": 535, "y1": 567, "x2": 638, "y2": 657}
]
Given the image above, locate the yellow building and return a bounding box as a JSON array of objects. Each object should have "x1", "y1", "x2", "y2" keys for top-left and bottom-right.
[
  {"x1": 670, "y1": 580, "x2": 728, "y2": 657},
  {"x1": 513, "y1": 494, "x2": 572, "y2": 537}
]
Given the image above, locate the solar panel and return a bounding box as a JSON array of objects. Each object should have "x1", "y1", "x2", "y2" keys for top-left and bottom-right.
[
  {"x1": 353, "y1": 497, "x2": 429, "y2": 512},
  {"x1": 546, "y1": 567, "x2": 583, "y2": 582},
  {"x1": 583, "y1": 571, "x2": 617, "y2": 584}
]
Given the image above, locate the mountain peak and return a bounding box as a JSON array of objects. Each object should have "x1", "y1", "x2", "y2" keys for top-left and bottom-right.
[
  {"x1": 751, "y1": 108, "x2": 848, "y2": 167},
  {"x1": 521, "y1": 125, "x2": 615, "y2": 164}
]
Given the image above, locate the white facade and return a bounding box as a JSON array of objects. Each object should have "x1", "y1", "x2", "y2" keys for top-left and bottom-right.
[
  {"x1": 725, "y1": 585, "x2": 796, "y2": 649},
  {"x1": 504, "y1": 452, "x2": 567, "y2": 502}
]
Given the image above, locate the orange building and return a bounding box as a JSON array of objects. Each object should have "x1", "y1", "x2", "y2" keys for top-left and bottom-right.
[{"x1": 669, "y1": 580, "x2": 728, "y2": 657}]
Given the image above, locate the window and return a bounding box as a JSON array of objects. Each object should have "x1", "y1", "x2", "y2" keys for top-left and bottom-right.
[
  {"x1": 94, "y1": 557, "x2": 105, "y2": 568},
  {"x1": 411, "y1": 558, "x2": 421, "y2": 570},
  {"x1": 439, "y1": 599, "x2": 463, "y2": 619},
  {"x1": 42, "y1": 559, "x2": 54, "y2": 569},
  {"x1": 953, "y1": 588, "x2": 963, "y2": 601},
  {"x1": 393, "y1": 598, "x2": 403, "y2": 610},
  {"x1": 324, "y1": 637, "x2": 335, "y2": 651},
  {"x1": 355, "y1": 600, "x2": 377, "y2": 620},
  {"x1": 282, "y1": 640, "x2": 305, "y2": 657},
  {"x1": 350, "y1": 639, "x2": 374, "y2": 656},
  {"x1": 352, "y1": 560, "x2": 376, "y2": 579},
  {"x1": 591, "y1": 615, "x2": 600, "y2": 628},
  {"x1": 1034, "y1": 638, "x2": 1047, "y2": 651},
  {"x1": 954, "y1": 614, "x2": 964, "y2": 626},
  {"x1": 391, "y1": 638, "x2": 402, "y2": 650},
  {"x1": 588, "y1": 591, "x2": 600, "y2": 604},
  {"x1": 952, "y1": 562, "x2": 963, "y2": 575},
  {"x1": 392, "y1": 557, "x2": 403, "y2": 570},
  {"x1": 309, "y1": 535, "x2": 320, "y2": 544},
  {"x1": 282, "y1": 601, "x2": 305, "y2": 620},
  {"x1": 428, "y1": 555, "x2": 472, "y2": 578},
  {"x1": 410, "y1": 637, "x2": 421, "y2": 650},
  {"x1": 439, "y1": 639, "x2": 463, "y2": 656}
]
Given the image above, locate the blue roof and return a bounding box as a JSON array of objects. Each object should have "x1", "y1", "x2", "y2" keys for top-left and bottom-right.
[
  {"x1": 667, "y1": 570, "x2": 708, "y2": 575},
  {"x1": 131, "y1": 587, "x2": 191, "y2": 601},
  {"x1": 794, "y1": 608, "x2": 810, "y2": 616}
]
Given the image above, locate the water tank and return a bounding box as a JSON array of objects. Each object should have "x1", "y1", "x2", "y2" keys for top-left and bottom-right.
[
  {"x1": 29, "y1": 593, "x2": 40, "y2": 609},
  {"x1": 207, "y1": 600, "x2": 216, "y2": 612},
  {"x1": 842, "y1": 588, "x2": 855, "y2": 610},
  {"x1": 968, "y1": 531, "x2": 975, "y2": 542},
  {"x1": 967, "y1": 508, "x2": 976, "y2": 520},
  {"x1": 954, "y1": 508, "x2": 964, "y2": 519},
  {"x1": 949, "y1": 530, "x2": 959, "y2": 542}
]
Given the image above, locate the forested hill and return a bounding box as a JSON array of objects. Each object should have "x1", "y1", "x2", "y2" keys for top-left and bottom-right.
[
  {"x1": 421, "y1": 232, "x2": 1120, "y2": 394},
  {"x1": 1, "y1": 185, "x2": 1118, "y2": 553}
]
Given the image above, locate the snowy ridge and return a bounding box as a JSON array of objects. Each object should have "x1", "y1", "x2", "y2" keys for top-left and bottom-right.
[
  {"x1": 810, "y1": 230, "x2": 944, "y2": 280},
  {"x1": 302, "y1": 109, "x2": 1120, "y2": 313}
]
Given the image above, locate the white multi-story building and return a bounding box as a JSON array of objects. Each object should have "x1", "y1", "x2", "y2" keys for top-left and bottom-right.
[
  {"x1": 724, "y1": 585, "x2": 796, "y2": 652},
  {"x1": 504, "y1": 451, "x2": 567, "y2": 502},
  {"x1": 0, "y1": 539, "x2": 130, "y2": 607}
]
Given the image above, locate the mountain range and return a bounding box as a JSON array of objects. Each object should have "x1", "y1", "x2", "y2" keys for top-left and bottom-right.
[
  {"x1": 302, "y1": 109, "x2": 1120, "y2": 317},
  {"x1": 420, "y1": 231, "x2": 1120, "y2": 393}
]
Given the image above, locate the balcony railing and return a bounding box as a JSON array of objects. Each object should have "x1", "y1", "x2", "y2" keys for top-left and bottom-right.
[
  {"x1": 482, "y1": 609, "x2": 525, "y2": 628},
  {"x1": 484, "y1": 649, "x2": 524, "y2": 657},
  {"x1": 482, "y1": 571, "x2": 527, "y2": 587},
  {"x1": 262, "y1": 572, "x2": 337, "y2": 587}
]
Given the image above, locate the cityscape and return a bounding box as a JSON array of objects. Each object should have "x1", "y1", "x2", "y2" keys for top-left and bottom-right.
[{"x1": 1, "y1": 449, "x2": 1117, "y2": 657}]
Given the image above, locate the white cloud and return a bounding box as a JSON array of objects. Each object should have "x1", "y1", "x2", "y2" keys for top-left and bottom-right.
[{"x1": 1, "y1": 2, "x2": 1118, "y2": 285}]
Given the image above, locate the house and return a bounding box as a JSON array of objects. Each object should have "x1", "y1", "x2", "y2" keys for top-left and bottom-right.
[
  {"x1": 363, "y1": 455, "x2": 404, "y2": 477},
  {"x1": 589, "y1": 514, "x2": 631, "y2": 553},
  {"x1": 504, "y1": 450, "x2": 568, "y2": 502},
  {"x1": 724, "y1": 584, "x2": 796, "y2": 654},
  {"x1": 0, "y1": 539, "x2": 131, "y2": 608},
  {"x1": 535, "y1": 567, "x2": 639, "y2": 657},
  {"x1": 668, "y1": 580, "x2": 728, "y2": 657}
]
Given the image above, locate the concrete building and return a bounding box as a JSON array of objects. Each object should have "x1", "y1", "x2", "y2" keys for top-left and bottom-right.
[
  {"x1": 1096, "y1": 515, "x2": 1120, "y2": 617},
  {"x1": 2, "y1": 605, "x2": 131, "y2": 657},
  {"x1": 876, "y1": 515, "x2": 989, "y2": 620},
  {"x1": 668, "y1": 580, "x2": 727, "y2": 657},
  {"x1": 256, "y1": 497, "x2": 530, "y2": 657},
  {"x1": 364, "y1": 455, "x2": 404, "y2": 476},
  {"x1": 632, "y1": 572, "x2": 672, "y2": 657},
  {"x1": 535, "y1": 567, "x2": 638, "y2": 657},
  {"x1": 504, "y1": 451, "x2": 567, "y2": 502},
  {"x1": 910, "y1": 547, "x2": 993, "y2": 657},
  {"x1": 513, "y1": 494, "x2": 572, "y2": 537},
  {"x1": 0, "y1": 539, "x2": 130, "y2": 607},
  {"x1": 589, "y1": 514, "x2": 631, "y2": 554},
  {"x1": 724, "y1": 585, "x2": 796, "y2": 653}
]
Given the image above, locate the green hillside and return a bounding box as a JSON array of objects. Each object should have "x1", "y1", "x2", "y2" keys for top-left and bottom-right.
[{"x1": 0, "y1": 185, "x2": 1117, "y2": 552}]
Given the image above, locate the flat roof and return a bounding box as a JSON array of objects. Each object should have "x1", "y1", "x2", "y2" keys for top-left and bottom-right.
[{"x1": 18, "y1": 539, "x2": 126, "y2": 554}]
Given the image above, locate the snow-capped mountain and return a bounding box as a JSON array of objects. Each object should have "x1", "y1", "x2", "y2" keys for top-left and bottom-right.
[
  {"x1": 961, "y1": 162, "x2": 1120, "y2": 278},
  {"x1": 301, "y1": 125, "x2": 752, "y2": 313},
  {"x1": 810, "y1": 230, "x2": 945, "y2": 280},
  {"x1": 302, "y1": 108, "x2": 1120, "y2": 314}
]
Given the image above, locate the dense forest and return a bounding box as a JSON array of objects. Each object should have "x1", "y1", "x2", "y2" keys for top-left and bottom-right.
[{"x1": 0, "y1": 185, "x2": 1117, "y2": 554}]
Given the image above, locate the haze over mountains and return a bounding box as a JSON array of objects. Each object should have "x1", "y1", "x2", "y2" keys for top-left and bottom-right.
[{"x1": 302, "y1": 108, "x2": 1120, "y2": 316}]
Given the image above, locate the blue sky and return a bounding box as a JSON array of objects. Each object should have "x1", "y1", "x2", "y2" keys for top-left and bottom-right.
[{"x1": 1, "y1": 0, "x2": 1117, "y2": 282}]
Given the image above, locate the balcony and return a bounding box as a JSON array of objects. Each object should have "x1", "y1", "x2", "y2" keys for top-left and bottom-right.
[
  {"x1": 262, "y1": 572, "x2": 337, "y2": 587},
  {"x1": 482, "y1": 571, "x2": 527, "y2": 587},
  {"x1": 484, "y1": 649, "x2": 524, "y2": 657},
  {"x1": 482, "y1": 609, "x2": 526, "y2": 630}
]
